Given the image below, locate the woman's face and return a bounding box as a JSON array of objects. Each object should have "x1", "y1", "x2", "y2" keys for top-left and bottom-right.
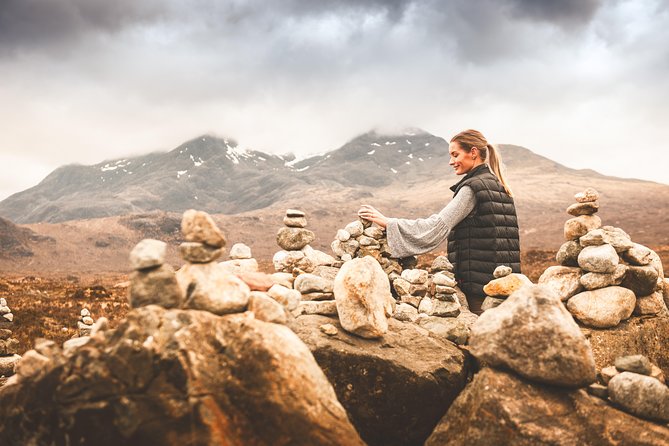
[{"x1": 449, "y1": 142, "x2": 478, "y2": 175}]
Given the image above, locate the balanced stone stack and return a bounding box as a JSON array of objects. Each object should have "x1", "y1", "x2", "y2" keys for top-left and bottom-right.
[
  {"x1": 77, "y1": 308, "x2": 94, "y2": 337},
  {"x1": 220, "y1": 243, "x2": 259, "y2": 273},
  {"x1": 0, "y1": 297, "x2": 14, "y2": 324},
  {"x1": 538, "y1": 188, "x2": 667, "y2": 329},
  {"x1": 481, "y1": 266, "x2": 533, "y2": 311},
  {"x1": 176, "y1": 210, "x2": 251, "y2": 315},
  {"x1": 129, "y1": 238, "x2": 183, "y2": 309},
  {"x1": 274, "y1": 209, "x2": 336, "y2": 274},
  {"x1": 293, "y1": 273, "x2": 338, "y2": 317},
  {"x1": 330, "y1": 219, "x2": 401, "y2": 277},
  {"x1": 589, "y1": 355, "x2": 669, "y2": 422},
  {"x1": 0, "y1": 329, "x2": 21, "y2": 378}
]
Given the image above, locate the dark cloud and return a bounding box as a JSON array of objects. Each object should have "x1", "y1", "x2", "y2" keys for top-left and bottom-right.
[
  {"x1": 508, "y1": 0, "x2": 603, "y2": 26},
  {"x1": 0, "y1": 0, "x2": 164, "y2": 53}
]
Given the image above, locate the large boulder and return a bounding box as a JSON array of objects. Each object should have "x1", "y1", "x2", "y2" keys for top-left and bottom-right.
[
  {"x1": 425, "y1": 368, "x2": 669, "y2": 446},
  {"x1": 469, "y1": 285, "x2": 596, "y2": 387},
  {"x1": 333, "y1": 256, "x2": 394, "y2": 338},
  {"x1": 0, "y1": 307, "x2": 363, "y2": 445},
  {"x1": 567, "y1": 287, "x2": 636, "y2": 328},
  {"x1": 289, "y1": 314, "x2": 468, "y2": 446}
]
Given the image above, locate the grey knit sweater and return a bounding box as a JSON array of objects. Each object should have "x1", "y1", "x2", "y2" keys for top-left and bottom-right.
[{"x1": 385, "y1": 186, "x2": 475, "y2": 258}]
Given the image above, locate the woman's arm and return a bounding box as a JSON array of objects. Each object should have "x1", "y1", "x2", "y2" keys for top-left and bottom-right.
[{"x1": 385, "y1": 186, "x2": 476, "y2": 258}]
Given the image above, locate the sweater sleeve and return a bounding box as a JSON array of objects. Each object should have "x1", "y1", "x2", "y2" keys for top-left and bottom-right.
[{"x1": 385, "y1": 186, "x2": 476, "y2": 258}]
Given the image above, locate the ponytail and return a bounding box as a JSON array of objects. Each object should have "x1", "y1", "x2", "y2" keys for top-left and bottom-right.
[{"x1": 486, "y1": 144, "x2": 513, "y2": 197}]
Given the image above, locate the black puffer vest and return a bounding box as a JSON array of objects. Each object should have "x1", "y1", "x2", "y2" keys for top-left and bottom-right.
[{"x1": 447, "y1": 164, "x2": 520, "y2": 299}]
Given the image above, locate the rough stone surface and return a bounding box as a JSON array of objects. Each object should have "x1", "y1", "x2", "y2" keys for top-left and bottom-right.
[
  {"x1": 129, "y1": 239, "x2": 166, "y2": 270},
  {"x1": 564, "y1": 215, "x2": 601, "y2": 241},
  {"x1": 0, "y1": 307, "x2": 363, "y2": 445},
  {"x1": 272, "y1": 250, "x2": 313, "y2": 274},
  {"x1": 181, "y1": 209, "x2": 226, "y2": 248},
  {"x1": 344, "y1": 220, "x2": 364, "y2": 238},
  {"x1": 283, "y1": 216, "x2": 307, "y2": 228},
  {"x1": 247, "y1": 292, "x2": 288, "y2": 324},
  {"x1": 229, "y1": 243, "x2": 252, "y2": 259},
  {"x1": 567, "y1": 287, "x2": 636, "y2": 328},
  {"x1": 267, "y1": 284, "x2": 301, "y2": 311},
  {"x1": 129, "y1": 264, "x2": 183, "y2": 309},
  {"x1": 393, "y1": 303, "x2": 420, "y2": 323},
  {"x1": 425, "y1": 367, "x2": 669, "y2": 446},
  {"x1": 537, "y1": 266, "x2": 583, "y2": 301},
  {"x1": 634, "y1": 290, "x2": 667, "y2": 316},
  {"x1": 482, "y1": 273, "x2": 532, "y2": 298},
  {"x1": 290, "y1": 314, "x2": 468, "y2": 446},
  {"x1": 431, "y1": 300, "x2": 461, "y2": 317},
  {"x1": 580, "y1": 264, "x2": 626, "y2": 291},
  {"x1": 333, "y1": 257, "x2": 394, "y2": 339},
  {"x1": 276, "y1": 227, "x2": 315, "y2": 251},
  {"x1": 392, "y1": 278, "x2": 411, "y2": 297},
  {"x1": 623, "y1": 243, "x2": 654, "y2": 266},
  {"x1": 577, "y1": 244, "x2": 618, "y2": 273},
  {"x1": 556, "y1": 240, "x2": 582, "y2": 267},
  {"x1": 432, "y1": 273, "x2": 456, "y2": 287},
  {"x1": 0, "y1": 354, "x2": 20, "y2": 377},
  {"x1": 301, "y1": 245, "x2": 337, "y2": 268},
  {"x1": 621, "y1": 265, "x2": 659, "y2": 297},
  {"x1": 401, "y1": 269, "x2": 428, "y2": 284},
  {"x1": 608, "y1": 372, "x2": 669, "y2": 422},
  {"x1": 418, "y1": 314, "x2": 475, "y2": 345},
  {"x1": 177, "y1": 263, "x2": 250, "y2": 315},
  {"x1": 567, "y1": 201, "x2": 599, "y2": 216},
  {"x1": 481, "y1": 296, "x2": 505, "y2": 311},
  {"x1": 470, "y1": 285, "x2": 596, "y2": 387},
  {"x1": 179, "y1": 242, "x2": 223, "y2": 263},
  {"x1": 575, "y1": 187, "x2": 599, "y2": 202},
  {"x1": 296, "y1": 300, "x2": 338, "y2": 316},
  {"x1": 294, "y1": 273, "x2": 333, "y2": 294},
  {"x1": 492, "y1": 265, "x2": 512, "y2": 278},
  {"x1": 430, "y1": 256, "x2": 453, "y2": 272},
  {"x1": 615, "y1": 355, "x2": 652, "y2": 375}
]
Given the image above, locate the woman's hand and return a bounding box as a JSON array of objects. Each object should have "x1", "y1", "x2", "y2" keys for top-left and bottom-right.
[{"x1": 357, "y1": 204, "x2": 388, "y2": 228}]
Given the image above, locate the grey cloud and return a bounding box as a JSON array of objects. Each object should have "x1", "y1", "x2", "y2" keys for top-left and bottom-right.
[{"x1": 508, "y1": 0, "x2": 603, "y2": 26}]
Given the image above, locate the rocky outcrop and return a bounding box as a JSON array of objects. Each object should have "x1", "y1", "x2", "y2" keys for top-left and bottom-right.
[
  {"x1": 289, "y1": 314, "x2": 469, "y2": 446},
  {"x1": 425, "y1": 367, "x2": 669, "y2": 446},
  {"x1": 0, "y1": 306, "x2": 363, "y2": 445}
]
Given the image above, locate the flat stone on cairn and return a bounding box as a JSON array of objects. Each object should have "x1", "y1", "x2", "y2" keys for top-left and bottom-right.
[
  {"x1": 129, "y1": 238, "x2": 183, "y2": 309},
  {"x1": 181, "y1": 209, "x2": 226, "y2": 248},
  {"x1": 277, "y1": 209, "x2": 314, "y2": 250},
  {"x1": 482, "y1": 273, "x2": 532, "y2": 298}
]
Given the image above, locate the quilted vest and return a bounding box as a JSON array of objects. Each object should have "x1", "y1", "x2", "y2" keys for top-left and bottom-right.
[{"x1": 447, "y1": 164, "x2": 521, "y2": 299}]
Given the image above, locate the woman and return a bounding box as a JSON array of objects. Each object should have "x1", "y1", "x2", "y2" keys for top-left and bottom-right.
[{"x1": 358, "y1": 129, "x2": 520, "y2": 314}]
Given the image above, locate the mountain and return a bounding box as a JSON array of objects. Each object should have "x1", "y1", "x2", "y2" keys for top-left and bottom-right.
[{"x1": 0, "y1": 128, "x2": 668, "y2": 271}]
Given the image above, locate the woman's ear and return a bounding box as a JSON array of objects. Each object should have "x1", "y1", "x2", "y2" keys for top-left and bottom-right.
[{"x1": 471, "y1": 147, "x2": 478, "y2": 159}]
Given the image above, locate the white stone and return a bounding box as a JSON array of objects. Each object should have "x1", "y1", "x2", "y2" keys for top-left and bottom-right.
[
  {"x1": 577, "y1": 244, "x2": 619, "y2": 273},
  {"x1": 129, "y1": 239, "x2": 167, "y2": 270},
  {"x1": 177, "y1": 263, "x2": 250, "y2": 315},
  {"x1": 229, "y1": 243, "x2": 252, "y2": 259},
  {"x1": 538, "y1": 266, "x2": 583, "y2": 301},
  {"x1": 566, "y1": 286, "x2": 636, "y2": 328},
  {"x1": 401, "y1": 269, "x2": 428, "y2": 285},
  {"x1": 267, "y1": 284, "x2": 301, "y2": 311},
  {"x1": 432, "y1": 272, "x2": 457, "y2": 287},
  {"x1": 344, "y1": 220, "x2": 364, "y2": 238}
]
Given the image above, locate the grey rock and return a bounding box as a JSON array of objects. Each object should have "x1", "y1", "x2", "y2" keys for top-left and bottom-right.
[
  {"x1": 129, "y1": 239, "x2": 166, "y2": 271},
  {"x1": 580, "y1": 264, "x2": 627, "y2": 290},
  {"x1": 344, "y1": 220, "x2": 364, "y2": 238},
  {"x1": 341, "y1": 239, "x2": 360, "y2": 256},
  {"x1": 177, "y1": 262, "x2": 250, "y2": 315},
  {"x1": 409, "y1": 284, "x2": 429, "y2": 296},
  {"x1": 129, "y1": 263, "x2": 183, "y2": 309},
  {"x1": 621, "y1": 265, "x2": 659, "y2": 297},
  {"x1": 400, "y1": 293, "x2": 422, "y2": 308},
  {"x1": 577, "y1": 244, "x2": 618, "y2": 273},
  {"x1": 492, "y1": 265, "x2": 512, "y2": 278},
  {"x1": 432, "y1": 272, "x2": 457, "y2": 287},
  {"x1": 333, "y1": 257, "x2": 394, "y2": 338},
  {"x1": 580, "y1": 227, "x2": 634, "y2": 252},
  {"x1": 622, "y1": 243, "x2": 653, "y2": 266},
  {"x1": 393, "y1": 303, "x2": 420, "y2": 322},
  {"x1": 418, "y1": 297, "x2": 434, "y2": 315},
  {"x1": 300, "y1": 292, "x2": 334, "y2": 301},
  {"x1": 481, "y1": 296, "x2": 505, "y2": 311},
  {"x1": 219, "y1": 258, "x2": 259, "y2": 273},
  {"x1": 301, "y1": 245, "x2": 337, "y2": 268},
  {"x1": 296, "y1": 300, "x2": 338, "y2": 316},
  {"x1": 588, "y1": 383, "x2": 608, "y2": 399},
  {"x1": 418, "y1": 315, "x2": 472, "y2": 345},
  {"x1": 608, "y1": 372, "x2": 669, "y2": 422},
  {"x1": 601, "y1": 365, "x2": 620, "y2": 385},
  {"x1": 634, "y1": 290, "x2": 667, "y2": 316},
  {"x1": 615, "y1": 355, "x2": 652, "y2": 375},
  {"x1": 430, "y1": 256, "x2": 453, "y2": 272},
  {"x1": 336, "y1": 229, "x2": 351, "y2": 242},
  {"x1": 276, "y1": 227, "x2": 315, "y2": 251},
  {"x1": 392, "y1": 277, "x2": 411, "y2": 296},
  {"x1": 470, "y1": 285, "x2": 596, "y2": 387},
  {"x1": 556, "y1": 240, "x2": 582, "y2": 267},
  {"x1": 311, "y1": 266, "x2": 341, "y2": 282},
  {"x1": 363, "y1": 226, "x2": 385, "y2": 239},
  {"x1": 434, "y1": 285, "x2": 457, "y2": 295},
  {"x1": 431, "y1": 300, "x2": 461, "y2": 317},
  {"x1": 285, "y1": 208, "x2": 306, "y2": 218},
  {"x1": 294, "y1": 273, "x2": 334, "y2": 294},
  {"x1": 179, "y1": 242, "x2": 223, "y2": 263},
  {"x1": 283, "y1": 216, "x2": 307, "y2": 228},
  {"x1": 357, "y1": 235, "x2": 377, "y2": 247},
  {"x1": 272, "y1": 250, "x2": 313, "y2": 274},
  {"x1": 401, "y1": 269, "x2": 428, "y2": 284},
  {"x1": 538, "y1": 266, "x2": 583, "y2": 301},
  {"x1": 566, "y1": 286, "x2": 636, "y2": 328},
  {"x1": 0, "y1": 354, "x2": 21, "y2": 377},
  {"x1": 229, "y1": 243, "x2": 252, "y2": 259},
  {"x1": 267, "y1": 284, "x2": 301, "y2": 311}
]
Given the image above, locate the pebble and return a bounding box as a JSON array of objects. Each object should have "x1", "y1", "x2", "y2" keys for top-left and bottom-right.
[
  {"x1": 344, "y1": 220, "x2": 364, "y2": 238},
  {"x1": 286, "y1": 209, "x2": 305, "y2": 218},
  {"x1": 615, "y1": 355, "x2": 652, "y2": 375},
  {"x1": 320, "y1": 324, "x2": 338, "y2": 336},
  {"x1": 567, "y1": 201, "x2": 599, "y2": 216},
  {"x1": 493, "y1": 265, "x2": 512, "y2": 278},
  {"x1": 336, "y1": 229, "x2": 351, "y2": 242},
  {"x1": 577, "y1": 244, "x2": 619, "y2": 273}
]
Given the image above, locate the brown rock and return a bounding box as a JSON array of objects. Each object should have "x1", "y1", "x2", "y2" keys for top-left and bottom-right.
[
  {"x1": 276, "y1": 227, "x2": 315, "y2": 251},
  {"x1": 482, "y1": 273, "x2": 532, "y2": 298},
  {"x1": 425, "y1": 367, "x2": 669, "y2": 446},
  {"x1": 248, "y1": 292, "x2": 288, "y2": 324},
  {"x1": 567, "y1": 287, "x2": 636, "y2": 328},
  {"x1": 567, "y1": 201, "x2": 599, "y2": 216},
  {"x1": 129, "y1": 263, "x2": 183, "y2": 309},
  {"x1": 178, "y1": 242, "x2": 222, "y2": 263},
  {"x1": 564, "y1": 215, "x2": 602, "y2": 241},
  {"x1": 621, "y1": 265, "x2": 660, "y2": 297},
  {"x1": 537, "y1": 266, "x2": 582, "y2": 301},
  {"x1": 177, "y1": 263, "x2": 250, "y2": 315},
  {"x1": 235, "y1": 270, "x2": 275, "y2": 292},
  {"x1": 575, "y1": 187, "x2": 599, "y2": 202},
  {"x1": 556, "y1": 240, "x2": 582, "y2": 266},
  {"x1": 181, "y1": 209, "x2": 226, "y2": 248},
  {"x1": 634, "y1": 290, "x2": 667, "y2": 316}
]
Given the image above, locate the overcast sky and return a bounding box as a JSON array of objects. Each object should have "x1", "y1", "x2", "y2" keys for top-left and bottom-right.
[{"x1": 1, "y1": 0, "x2": 668, "y2": 200}]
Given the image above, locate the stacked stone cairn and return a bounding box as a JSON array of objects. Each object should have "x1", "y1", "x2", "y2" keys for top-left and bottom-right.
[
  {"x1": 220, "y1": 242, "x2": 259, "y2": 273},
  {"x1": 77, "y1": 308, "x2": 95, "y2": 337},
  {"x1": 480, "y1": 266, "x2": 533, "y2": 312},
  {"x1": 0, "y1": 328, "x2": 21, "y2": 379},
  {"x1": 331, "y1": 218, "x2": 400, "y2": 276},
  {"x1": 0, "y1": 297, "x2": 14, "y2": 323},
  {"x1": 538, "y1": 188, "x2": 667, "y2": 328},
  {"x1": 588, "y1": 355, "x2": 669, "y2": 422}
]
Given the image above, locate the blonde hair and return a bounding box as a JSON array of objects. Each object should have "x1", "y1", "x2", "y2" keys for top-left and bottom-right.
[{"x1": 450, "y1": 129, "x2": 513, "y2": 197}]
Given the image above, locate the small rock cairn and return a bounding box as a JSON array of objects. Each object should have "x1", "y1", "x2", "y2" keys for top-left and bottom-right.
[
  {"x1": 538, "y1": 188, "x2": 666, "y2": 328},
  {"x1": 589, "y1": 354, "x2": 669, "y2": 422},
  {"x1": 0, "y1": 328, "x2": 21, "y2": 379},
  {"x1": 0, "y1": 297, "x2": 14, "y2": 323},
  {"x1": 331, "y1": 219, "x2": 400, "y2": 275},
  {"x1": 77, "y1": 308, "x2": 95, "y2": 337},
  {"x1": 480, "y1": 266, "x2": 533, "y2": 311}
]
